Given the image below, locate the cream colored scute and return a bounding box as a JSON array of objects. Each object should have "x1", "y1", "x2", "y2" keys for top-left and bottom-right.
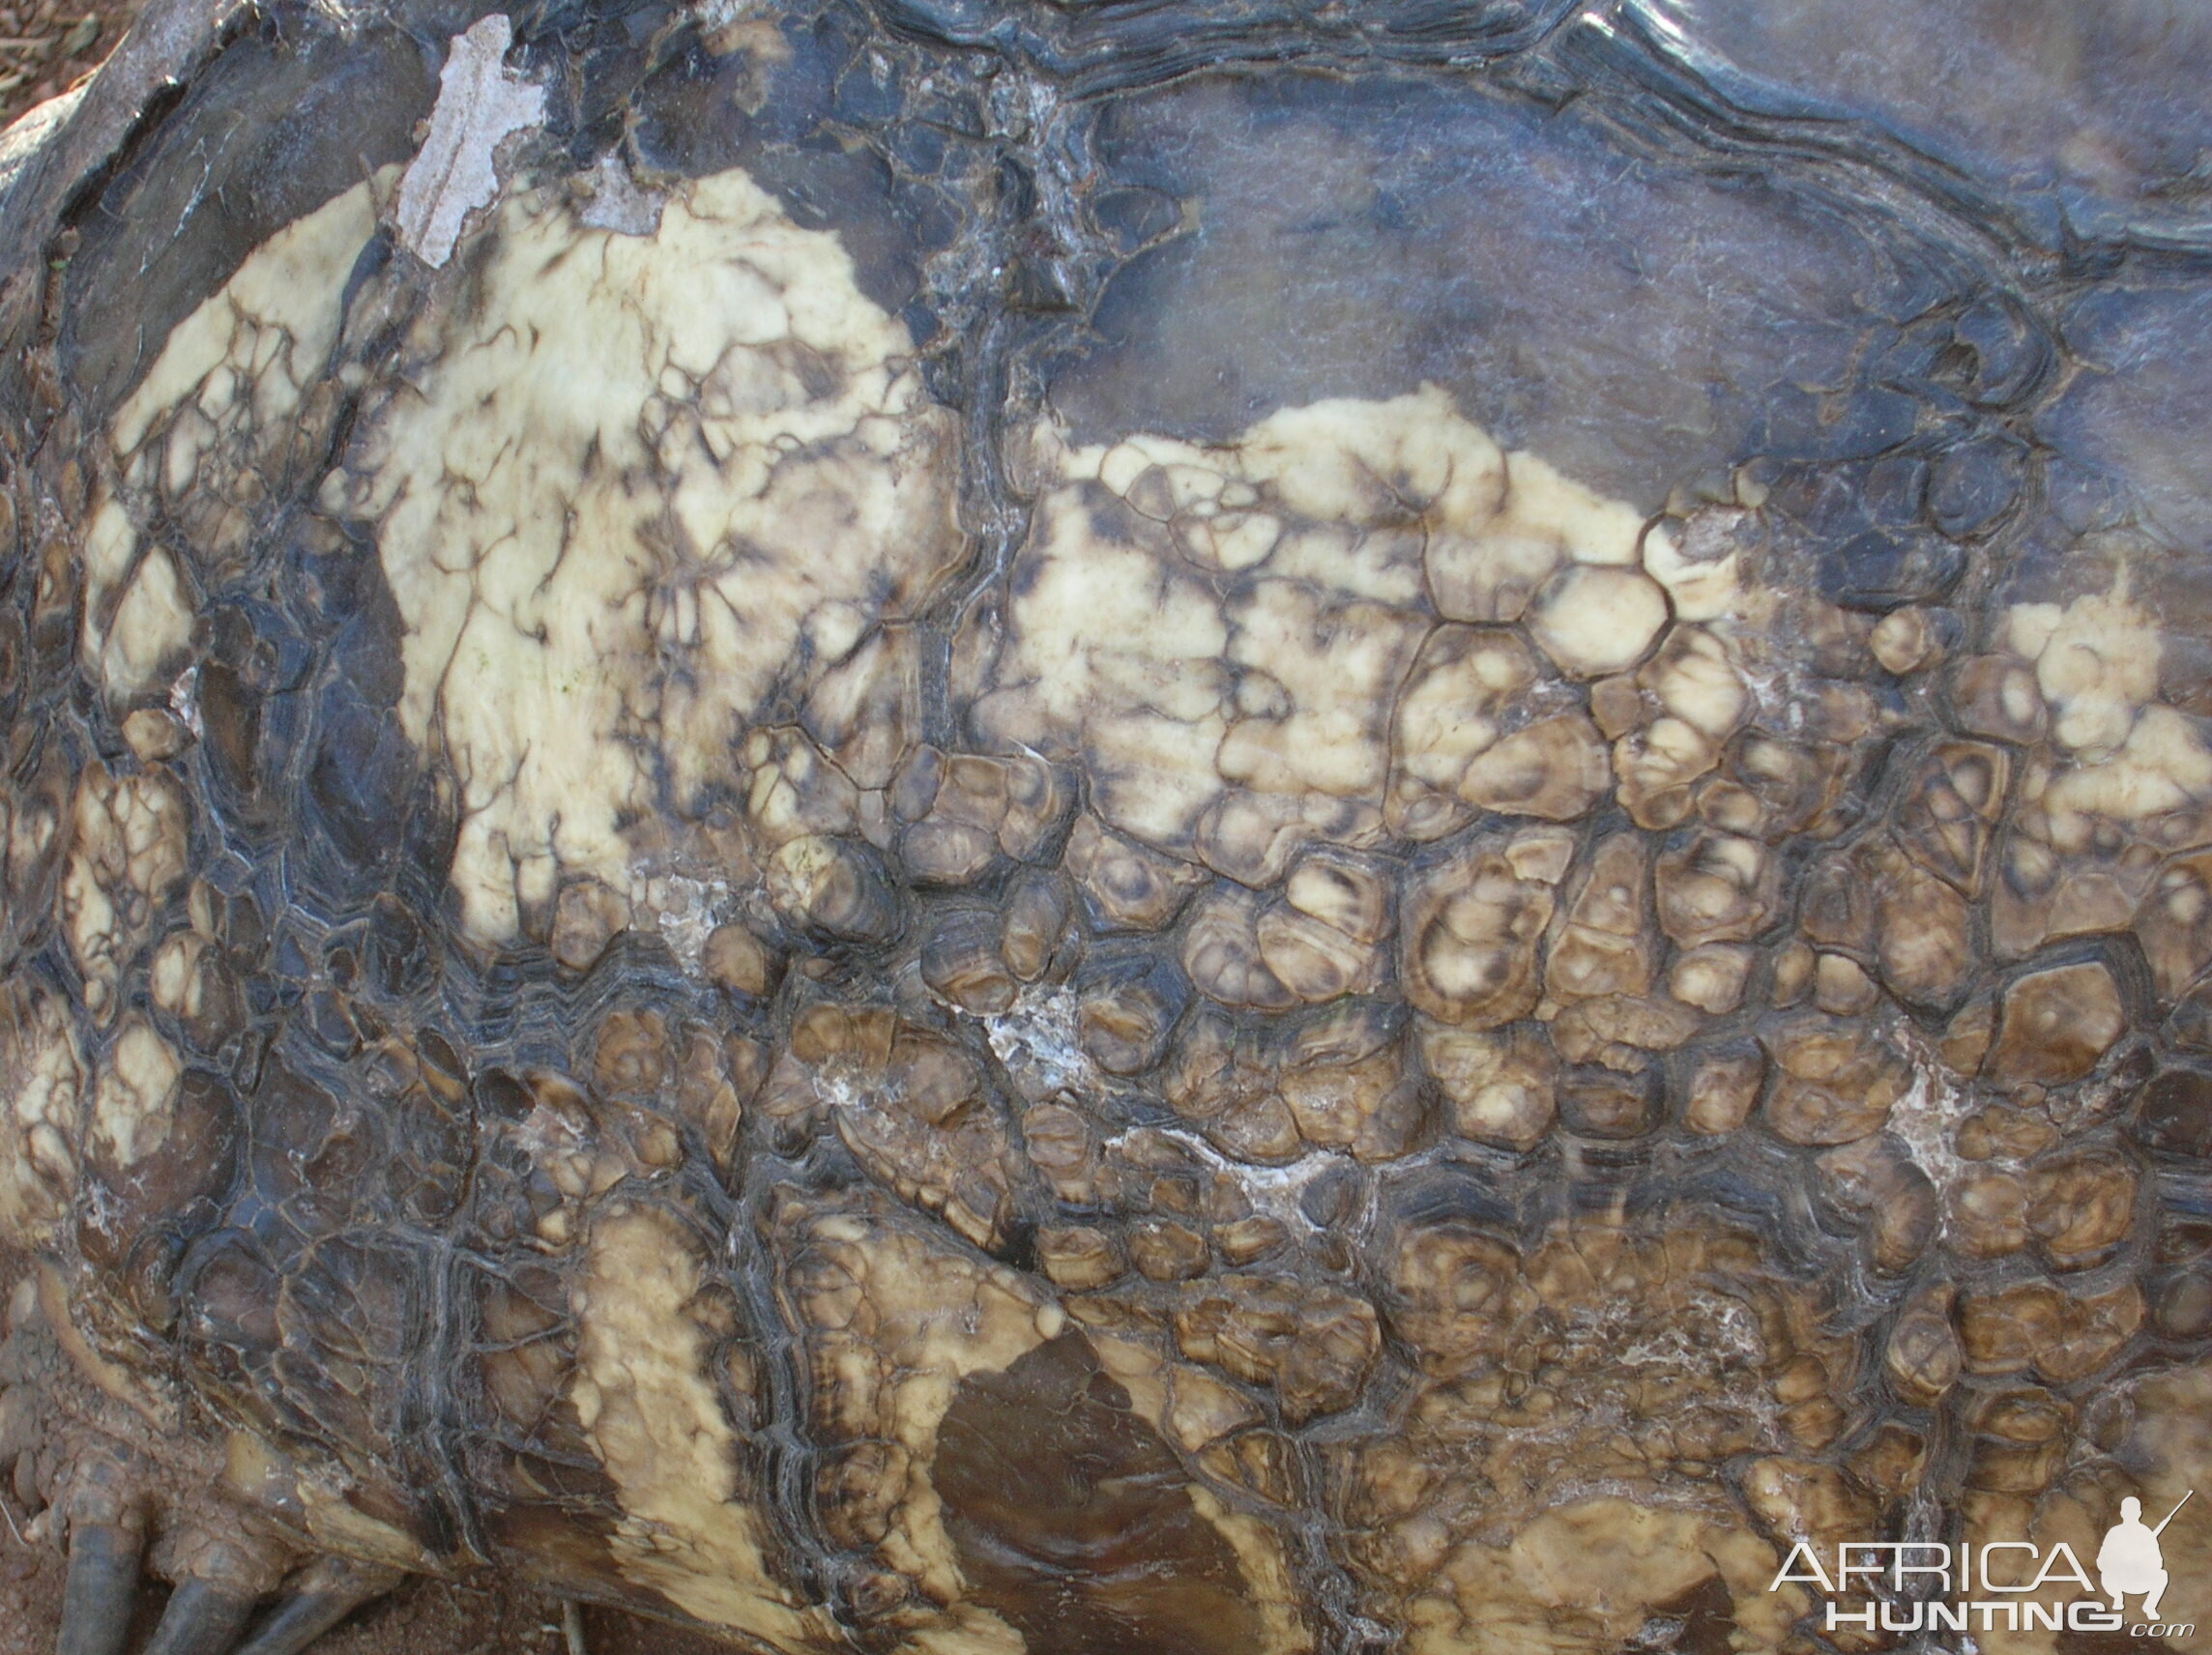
[
  {"x1": 112, "y1": 177, "x2": 382, "y2": 457},
  {"x1": 89, "y1": 1016, "x2": 183, "y2": 1170},
  {"x1": 1407, "y1": 1499, "x2": 1801, "y2": 1655},
  {"x1": 980, "y1": 387, "x2": 1660, "y2": 865},
  {"x1": 794, "y1": 1209, "x2": 1312, "y2": 1655},
  {"x1": 91, "y1": 177, "x2": 389, "y2": 699},
  {"x1": 2009, "y1": 572, "x2": 2212, "y2": 825},
  {"x1": 2009, "y1": 580, "x2": 2163, "y2": 757},
  {"x1": 829, "y1": 1218, "x2": 1051, "y2": 1620},
  {"x1": 330, "y1": 166, "x2": 961, "y2": 942},
  {"x1": 0, "y1": 988, "x2": 84, "y2": 1246},
  {"x1": 978, "y1": 504, "x2": 1231, "y2": 848},
  {"x1": 78, "y1": 498, "x2": 193, "y2": 702},
  {"x1": 1084, "y1": 1335, "x2": 1314, "y2": 1655},
  {"x1": 571, "y1": 1205, "x2": 834, "y2": 1648}
]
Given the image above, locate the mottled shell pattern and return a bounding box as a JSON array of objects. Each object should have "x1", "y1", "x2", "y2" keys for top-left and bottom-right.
[{"x1": 1, "y1": 0, "x2": 2211, "y2": 1653}]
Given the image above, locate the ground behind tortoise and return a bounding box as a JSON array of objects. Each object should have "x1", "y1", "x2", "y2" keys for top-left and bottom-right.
[
  {"x1": 0, "y1": 0, "x2": 136, "y2": 128},
  {"x1": 0, "y1": 1524, "x2": 749, "y2": 1655}
]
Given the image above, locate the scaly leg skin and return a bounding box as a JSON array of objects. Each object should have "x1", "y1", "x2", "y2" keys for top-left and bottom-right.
[
  {"x1": 0, "y1": 1269, "x2": 398, "y2": 1655},
  {"x1": 4, "y1": 0, "x2": 2212, "y2": 1653}
]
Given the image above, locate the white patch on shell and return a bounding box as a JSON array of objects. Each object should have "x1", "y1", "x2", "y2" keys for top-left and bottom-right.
[
  {"x1": 2041, "y1": 704, "x2": 2212, "y2": 823},
  {"x1": 62, "y1": 766, "x2": 190, "y2": 1025},
  {"x1": 2006, "y1": 570, "x2": 2212, "y2": 824},
  {"x1": 576, "y1": 152, "x2": 668, "y2": 238},
  {"x1": 2009, "y1": 579, "x2": 2161, "y2": 758},
  {"x1": 78, "y1": 502, "x2": 193, "y2": 703},
  {"x1": 168, "y1": 665, "x2": 203, "y2": 739},
  {"x1": 1883, "y1": 1033, "x2": 1977, "y2": 1210},
  {"x1": 93, "y1": 173, "x2": 391, "y2": 687},
  {"x1": 393, "y1": 15, "x2": 547, "y2": 268},
  {"x1": 1136, "y1": 1123, "x2": 1348, "y2": 1235},
  {"x1": 328, "y1": 164, "x2": 961, "y2": 944},
  {"x1": 980, "y1": 985, "x2": 1096, "y2": 1098},
  {"x1": 111, "y1": 176, "x2": 381, "y2": 458},
  {"x1": 644, "y1": 873, "x2": 736, "y2": 973}
]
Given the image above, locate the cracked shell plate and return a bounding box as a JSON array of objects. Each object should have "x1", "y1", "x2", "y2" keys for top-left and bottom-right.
[{"x1": 2, "y1": 0, "x2": 2212, "y2": 1652}]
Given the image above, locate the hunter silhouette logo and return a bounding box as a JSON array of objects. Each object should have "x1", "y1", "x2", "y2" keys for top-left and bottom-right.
[{"x1": 2100, "y1": 1493, "x2": 2191, "y2": 1622}]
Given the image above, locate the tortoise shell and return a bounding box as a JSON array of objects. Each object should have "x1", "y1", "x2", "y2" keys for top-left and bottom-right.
[{"x1": 1, "y1": 0, "x2": 2210, "y2": 1651}]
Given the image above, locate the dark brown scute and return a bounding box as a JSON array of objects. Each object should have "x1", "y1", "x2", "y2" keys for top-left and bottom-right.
[
  {"x1": 935, "y1": 1331, "x2": 1269, "y2": 1655},
  {"x1": 1626, "y1": 1573, "x2": 1736, "y2": 1655}
]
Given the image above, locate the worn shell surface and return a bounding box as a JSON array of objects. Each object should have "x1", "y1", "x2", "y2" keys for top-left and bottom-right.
[{"x1": 1, "y1": 0, "x2": 2211, "y2": 1652}]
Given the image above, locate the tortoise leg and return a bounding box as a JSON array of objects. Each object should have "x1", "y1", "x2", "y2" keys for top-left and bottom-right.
[
  {"x1": 138, "y1": 1577, "x2": 256, "y2": 1655},
  {"x1": 56, "y1": 1521, "x2": 143, "y2": 1655},
  {"x1": 232, "y1": 1557, "x2": 405, "y2": 1655}
]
